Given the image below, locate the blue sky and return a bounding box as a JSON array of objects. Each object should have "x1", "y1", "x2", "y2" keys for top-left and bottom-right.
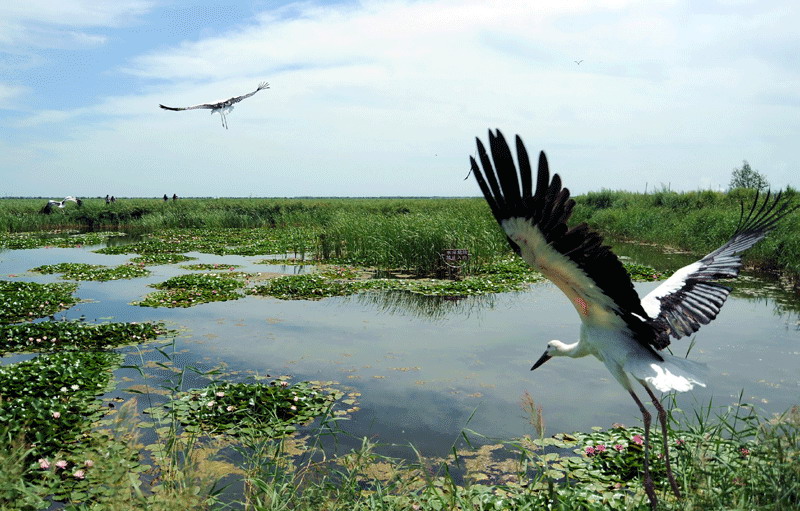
[{"x1": 1, "y1": 0, "x2": 799, "y2": 197}]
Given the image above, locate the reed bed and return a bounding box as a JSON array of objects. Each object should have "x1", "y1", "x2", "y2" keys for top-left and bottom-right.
[{"x1": 2, "y1": 190, "x2": 798, "y2": 280}]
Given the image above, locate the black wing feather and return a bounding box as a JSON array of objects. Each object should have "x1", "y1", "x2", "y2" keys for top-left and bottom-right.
[
  {"x1": 645, "y1": 190, "x2": 796, "y2": 348},
  {"x1": 473, "y1": 129, "x2": 660, "y2": 355}
]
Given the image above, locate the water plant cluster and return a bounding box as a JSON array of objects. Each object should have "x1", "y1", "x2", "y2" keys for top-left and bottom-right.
[
  {"x1": 0, "y1": 280, "x2": 77, "y2": 324},
  {"x1": 0, "y1": 320, "x2": 169, "y2": 355},
  {"x1": 249, "y1": 267, "x2": 546, "y2": 301},
  {"x1": 144, "y1": 380, "x2": 343, "y2": 438},
  {"x1": 133, "y1": 272, "x2": 247, "y2": 307},
  {"x1": 31, "y1": 262, "x2": 150, "y2": 281},
  {"x1": 0, "y1": 350, "x2": 122, "y2": 467},
  {"x1": 129, "y1": 253, "x2": 196, "y2": 265},
  {"x1": 247, "y1": 259, "x2": 659, "y2": 301},
  {"x1": 179, "y1": 262, "x2": 242, "y2": 271}
]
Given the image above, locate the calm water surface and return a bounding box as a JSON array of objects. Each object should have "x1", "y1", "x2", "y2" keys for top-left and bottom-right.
[{"x1": 1, "y1": 241, "x2": 798, "y2": 458}]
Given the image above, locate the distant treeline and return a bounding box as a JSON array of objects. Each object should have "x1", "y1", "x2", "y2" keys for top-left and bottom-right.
[{"x1": 1, "y1": 190, "x2": 797, "y2": 283}]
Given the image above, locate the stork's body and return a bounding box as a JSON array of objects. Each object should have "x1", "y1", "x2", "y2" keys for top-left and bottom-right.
[
  {"x1": 470, "y1": 129, "x2": 794, "y2": 509},
  {"x1": 159, "y1": 82, "x2": 269, "y2": 129}
]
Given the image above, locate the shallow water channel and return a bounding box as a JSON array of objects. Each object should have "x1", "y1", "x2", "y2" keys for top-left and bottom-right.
[{"x1": 1, "y1": 240, "x2": 798, "y2": 460}]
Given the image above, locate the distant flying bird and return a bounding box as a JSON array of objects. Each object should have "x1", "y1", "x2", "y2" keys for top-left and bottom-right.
[
  {"x1": 470, "y1": 129, "x2": 794, "y2": 510},
  {"x1": 159, "y1": 82, "x2": 270, "y2": 129},
  {"x1": 42, "y1": 196, "x2": 80, "y2": 214},
  {"x1": 574, "y1": 59, "x2": 583, "y2": 65}
]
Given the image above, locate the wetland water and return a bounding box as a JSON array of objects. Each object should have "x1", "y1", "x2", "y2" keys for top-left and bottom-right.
[{"x1": 1, "y1": 241, "x2": 798, "y2": 458}]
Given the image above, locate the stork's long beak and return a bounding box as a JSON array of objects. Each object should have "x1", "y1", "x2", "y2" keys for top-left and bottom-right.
[{"x1": 530, "y1": 351, "x2": 552, "y2": 371}]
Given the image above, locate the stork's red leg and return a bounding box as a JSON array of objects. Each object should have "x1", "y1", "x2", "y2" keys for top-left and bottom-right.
[
  {"x1": 644, "y1": 384, "x2": 681, "y2": 498},
  {"x1": 629, "y1": 390, "x2": 658, "y2": 510}
]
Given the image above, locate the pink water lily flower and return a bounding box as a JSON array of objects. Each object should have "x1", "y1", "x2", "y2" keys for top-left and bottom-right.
[
  {"x1": 55, "y1": 460, "x2": 68, "y2": 470},
  {"x1": 52, "y1": 411, "x2": 61, "y2": 419},
  {"x1": 73, "y1": 469, "x2": 85, "y2": 479},
  {"x1": 38, "y1": 458, "x2": 50, "y2": 469}
]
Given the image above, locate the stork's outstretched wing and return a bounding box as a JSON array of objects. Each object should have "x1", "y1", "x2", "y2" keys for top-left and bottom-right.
[
  {"x1": 159, "y1": 82, "x2": 270, "y2": 111},
  {"x1": 642, "y1": 191, "x2": 795, "y2": 348},
  {"x1": 225, "y1": 81, "x2": 270, "y2": 106},
  {"x1": 159, "y1": 103, "x2": 214, "y2": 111},
  {"x1": 471, "y1": 130, "x2": 659, "y2": 354}
]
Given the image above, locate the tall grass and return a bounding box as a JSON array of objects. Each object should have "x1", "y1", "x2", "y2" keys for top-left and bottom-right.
[
  {"x1": 2, "y1": 191, "x2": 798, "y2": 280},
  {"x1": 319, "y1": 201, "x2": 507, "y2": 274}
]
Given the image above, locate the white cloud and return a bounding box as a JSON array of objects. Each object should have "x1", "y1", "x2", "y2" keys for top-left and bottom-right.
[
  {"x1": 2, "y1": 1, "x2": 153, "y2": 27},
  {"x1": 0, "y1": 0, "x2": 152, "y2": 49},
  {"x1": 0, "y1": 83, "x2": 27, "y2": 108}
]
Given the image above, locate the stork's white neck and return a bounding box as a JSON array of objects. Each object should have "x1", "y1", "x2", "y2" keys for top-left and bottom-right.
[{"x1": 549, "y1": 340, "x2": 585, "y2": 359}]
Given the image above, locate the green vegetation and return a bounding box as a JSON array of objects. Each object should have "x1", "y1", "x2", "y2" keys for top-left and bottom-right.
[
  {"x1": 179, "y1": 262, "x2": 242, "y2": 271},
  {"x1": 572, "y1": 187, "x2": 800, "y2": 282},
  {"x1": 31, "y1": 262, "x2": 150, "y2": 281},
  {"x1": 3, "y1": 193, "x2": 796, "y2": 283},
  {"x1": 0, "y1": 230, "x2": 125, "y2": 249},
  {"x1": 0, "y1": 350, "x2": 123, "y2": 468},
  {"x1": 0, "y1": 280, "x2": 78, "y2": 324},
  {"x1": 0, "y1": 320, "x2": 169, "y2": 355},
  {"x1": 130, "y1": 253, "x2": 196, "y2": 265},
  {"x1": 1, "y1": 374, "x2": 795, "y2": 510},
  {"x1": 134, "y1": 272, "x2": 247, "y2": 307},
  {"x1": 144, "y1": 380, "x2": 343, "y2": 438},
  {"x1": 729, "y1": 160, "x2": 769, "y2": 191},
  {"x1": 249, "y1": 259, "x2": 547, "y2": 300}
]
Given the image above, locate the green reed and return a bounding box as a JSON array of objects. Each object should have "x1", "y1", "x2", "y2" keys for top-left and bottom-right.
[{"x1": 2, "y1": 192, "x2": 798, "y2": 281}]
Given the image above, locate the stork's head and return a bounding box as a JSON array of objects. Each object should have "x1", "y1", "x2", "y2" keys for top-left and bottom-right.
[{"x1": 531, "y1": 340, "x2": 575, "y2": 371}]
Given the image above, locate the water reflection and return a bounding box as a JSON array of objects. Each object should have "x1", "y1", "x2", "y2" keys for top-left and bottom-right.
[{"x1": 352, "y1": 290, "x2": 496, "y2": 320}]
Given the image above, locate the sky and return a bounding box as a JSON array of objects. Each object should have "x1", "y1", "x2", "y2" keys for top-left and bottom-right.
[{"x1": 1, "y1": 0, "x2": 799, "y2": 198}]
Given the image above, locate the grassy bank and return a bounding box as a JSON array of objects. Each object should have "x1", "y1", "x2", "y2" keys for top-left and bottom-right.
[{"x1": 2, "y1": 189, "x2": 798, "y2": 280}]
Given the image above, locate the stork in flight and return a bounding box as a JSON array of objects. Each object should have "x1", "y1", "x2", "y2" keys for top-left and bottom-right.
[
  {"x1": 159, "y1": 82, "x2": 270, "y2": 129},
  {"x1": 41, "y1": 196, "x2": 80, "y2": 214},
  {"x1": 470, "y1": 129, "x2": 794, "y2": 509}
]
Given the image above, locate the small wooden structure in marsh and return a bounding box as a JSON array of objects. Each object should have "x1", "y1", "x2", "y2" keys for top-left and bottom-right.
[{"x1": 438, "y1": 249, "x2": 470, "y2": 280}]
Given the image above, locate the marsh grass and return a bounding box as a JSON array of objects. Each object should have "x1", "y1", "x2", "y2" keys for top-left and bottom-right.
[{"x1": 4, "y1": 192, "x2": 796, "y2": 282}]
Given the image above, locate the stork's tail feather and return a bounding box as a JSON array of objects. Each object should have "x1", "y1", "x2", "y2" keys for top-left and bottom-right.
[{"x1": 630, "y1": 353, "x2": 708, "y2": 393}]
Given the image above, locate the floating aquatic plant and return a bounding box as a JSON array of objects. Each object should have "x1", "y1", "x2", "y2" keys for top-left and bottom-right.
[
  {"x1": 143, "y1": 380, "x2": 342, "y2": 438},
  {"x1": 0, "y1": 280, "x2": 77, "y2": 324},
  {"x1": 31, "y1": 262, "x2": 150, "y2": 281},
  {"x1": 0, "y1": 320, "x2": 170, "y2": 355},
  {"x1": 133, "y1": 272, "x2": 246, "y2": 308},
  {"x1": 179, "y1": 263, "x2": 241, "y2": 271},
  {"x1": 129, "y1": 253, "x2": 196, "y2": 265},
  {"x1": 623, "y1": 263, "x2": 675, "y2": 282},
  {"x1": 0, "y1": 350, "x2": 121, "y2": 459}
]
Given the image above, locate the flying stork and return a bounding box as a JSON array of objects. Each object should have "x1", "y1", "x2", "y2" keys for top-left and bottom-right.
[
  {"x1": 159, "y1": 82, "x2": 270, "y2": 129},
  {"x1": 41, "y1": 196, "x2": 80, "y2": 214},
  {"x1": 470, "y1": 129, "x2": 794, "y2": 509}
]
